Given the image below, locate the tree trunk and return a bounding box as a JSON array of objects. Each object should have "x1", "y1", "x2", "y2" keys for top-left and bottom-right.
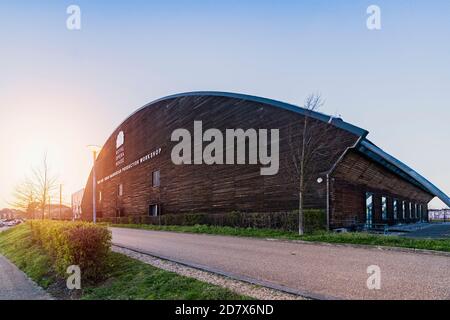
[
  {"x1": 299, "y1": 191, "x2": 304, "y2": 235},
  {"x1": 298, "y1": 113, "x2": 307, "y2": 236}
]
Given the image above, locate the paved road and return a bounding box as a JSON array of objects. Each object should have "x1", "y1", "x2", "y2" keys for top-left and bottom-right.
[
  {"x1": 401, "y1": 223, "x2": 450, "y2": 239},
  {"x1": 0, "y1": 255, "x2": 51, "y2": 300},
  {"x1": 111, "y1": 227, "x2": 450, "y2": 300}
]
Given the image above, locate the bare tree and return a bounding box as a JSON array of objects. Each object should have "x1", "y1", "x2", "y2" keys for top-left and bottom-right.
[
  {"x1": 288, "y1": 93, "x2": 338, "y2": 235},
  {"x1": 11, "y1": 154, "x2": 58, "y2": 219},
  {"x1": 11, "y1": 179, "x2": 38, "y2": 218}
]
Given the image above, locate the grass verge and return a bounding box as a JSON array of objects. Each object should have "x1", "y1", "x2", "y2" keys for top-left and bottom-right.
[
  {"x1": 109, "y1": 223, "x2": 450, "y2": 253},
  {"x1": 0, "y1": 224, "x2": 248, "y2": 300}
]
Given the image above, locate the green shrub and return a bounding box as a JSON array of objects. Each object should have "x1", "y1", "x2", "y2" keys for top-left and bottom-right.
[
  {"x1": 29, "y1": 220, "x2": 111, "y2": 282},
  {"x1": 182, "y1": 213, "x2": 208, "y2": 226},
  {"x1": 303, "y1": 209, "x2": 327, "y2": 233},
  {"x1": 102, "y1": 210, "x2": 326, "y2": 233}
]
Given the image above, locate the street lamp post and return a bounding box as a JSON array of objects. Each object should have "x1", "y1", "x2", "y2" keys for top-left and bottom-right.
[{"x1": 88, "y1": 145, "x2": 101, "y2": 224}]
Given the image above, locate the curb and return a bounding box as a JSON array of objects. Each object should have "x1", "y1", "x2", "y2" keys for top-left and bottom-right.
[{"x1": 112, "y1": 243, "x2": 337, "y2": 301}]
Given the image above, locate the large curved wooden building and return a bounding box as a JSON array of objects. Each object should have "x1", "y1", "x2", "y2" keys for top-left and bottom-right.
[{"x1": 81, "y1": 92, "x2": 450, "y2": 228}]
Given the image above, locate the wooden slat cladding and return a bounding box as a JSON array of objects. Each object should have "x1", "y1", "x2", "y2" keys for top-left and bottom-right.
[
  {"x1": 81, "y1": 95, "x2": 360, "y2": 220},
  {"x1": 330, "y1": 150, "x2": 433, "y2": 227}
]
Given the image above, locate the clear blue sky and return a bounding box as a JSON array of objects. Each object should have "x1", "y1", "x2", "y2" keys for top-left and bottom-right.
[{"x1": 0, "y1": 0, "x2": 449, "y2": 208}]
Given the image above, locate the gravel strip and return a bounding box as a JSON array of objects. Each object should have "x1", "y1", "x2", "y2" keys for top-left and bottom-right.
[{"x1": 112, "y1": 245, "x2": 304, "y2": 300}]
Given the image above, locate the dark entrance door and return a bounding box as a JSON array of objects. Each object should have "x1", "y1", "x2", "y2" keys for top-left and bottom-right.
[{"x1": 366, "y1": 193, "x2": 373, "y2": 228}]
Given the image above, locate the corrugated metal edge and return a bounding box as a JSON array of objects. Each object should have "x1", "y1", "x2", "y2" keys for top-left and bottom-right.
[{"x1": 359, "y1": 139, "x2": 450, "y2": 207}]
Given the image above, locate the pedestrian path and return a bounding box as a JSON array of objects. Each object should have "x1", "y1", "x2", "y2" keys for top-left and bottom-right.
[{"x1": 0, "y1": 255, "x2": 51, "y2": 300}]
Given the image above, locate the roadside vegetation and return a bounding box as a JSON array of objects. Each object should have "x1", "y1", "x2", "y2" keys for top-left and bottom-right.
[
  {"x1": 0, "y1": 222, "x2": 247, "y2": 300},
  {"x1": 430, "y1": 219, "x2": 449, "y2": 223},
  {"x1": 109, "y1": 223, "x2": 450, "y2": 253},
  {"x1": 30, "y1": 220, "x2": 111, "y2": 282}
]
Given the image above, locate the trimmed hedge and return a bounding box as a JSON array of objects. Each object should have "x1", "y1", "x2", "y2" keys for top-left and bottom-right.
[
  {"x1": 99, "y1": 210, "x2": 326, "y2": 233},
  {"x1": 29, "y1": 220, "x2": 111, "y2": 282}
]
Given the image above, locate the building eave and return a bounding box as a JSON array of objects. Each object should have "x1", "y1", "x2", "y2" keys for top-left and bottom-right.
[{"x1": 358, "y1": 139, "x2": 450, "y2": 207}]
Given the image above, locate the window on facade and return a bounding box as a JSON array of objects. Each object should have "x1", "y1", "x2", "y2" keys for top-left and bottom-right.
[
  {"x1": 152, "y1": 170, "x2": 160, "y2": 187},
  {"x1": 402, "y1": 201, "x2": 406, "y2": 219},
  {"x1": 415, "y1": 203, "x2": 418, "y2": 219},
  {"x1": 118, "y1": 184, "x2": 123, "y2": 197},
  {"x1": 419, "y1": 205, "x2": 423, "y2": 221},
  {"x1": 381, "y1": 196, "x2": 387, "y2": 220},
  {"x1": 409, "y1": 202, "x2": 412, "y2": 219},
  {"x1": 366, "y1": 193, "x2": 373, "y2": 228},
  {"x1": 149, "y1": 204, "x2": 159, "y2": 217},
  {"x1": 393, "y1": 199, "x2": 398, "y2": 220}
]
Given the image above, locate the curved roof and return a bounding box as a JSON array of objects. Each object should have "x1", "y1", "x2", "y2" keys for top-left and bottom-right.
[
  {"x1": 119, "y1": 91, "x2": 369, "y2": 137},
  {"x1": 110, "y1": 91, "x2": 449, "y2": 207}
]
